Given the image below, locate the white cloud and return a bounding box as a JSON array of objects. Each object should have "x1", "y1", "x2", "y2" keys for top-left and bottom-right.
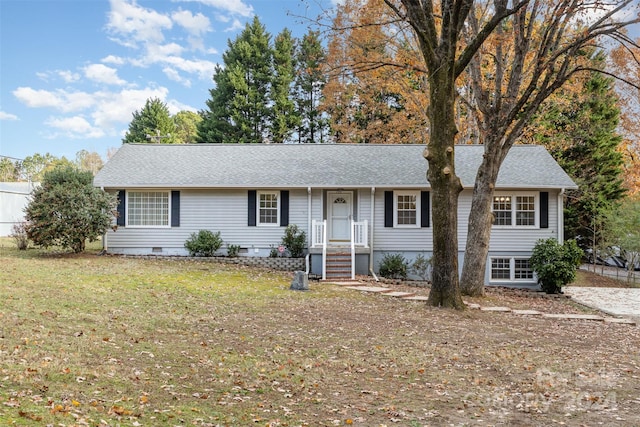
[
  {"x1": 13, "y1": 87, "x2": 96, "y2": 113},
  {"x1": 172, "y1": 9, "x2": 212, "y2": 36},
  {"x1": 58, "y1": 70, "x2": 81, "y2": 83},
  {"x1": 91, "y1": 87, "x2": 170, "y2": 129},
  {"x1": 102, "y1": 54, "x2": 126, "y2": 65},
  {"x1": 224, "y1": 18, "x2": 244, "y2": 32},
  {"x1": 106, "y1": 0, "x2": 173, "y2": 47},
  {"x1": 177, "y1": 0, "x2": 253, "y2": 17},
  {"x1": 45, "y1": 116, "x2": 105, "y2": 139},
  {"x1": 83, "y1": 64, "x2": 127, "y2": 85},
  {"x1": 0, "y1": 111, "x2": 18, "y2": 121},
  {"x1": 163, "y1": 67, "x2": 192, "y2": 87}
]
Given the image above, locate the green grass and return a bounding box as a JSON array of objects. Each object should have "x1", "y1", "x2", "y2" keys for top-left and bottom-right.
[{"x1": 2, "y1": 238, "x2": 640, "y2": 426}]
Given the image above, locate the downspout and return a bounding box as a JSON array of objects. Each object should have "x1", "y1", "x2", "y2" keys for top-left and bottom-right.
[
  {"x1": 369, "y1": 187, "x2": 379, "y2": 281},
  {"x1": 558, "y1": 188, "x2": 565, "y2": 244},
  {"x1": 306, "y1": 187, "x2": 312, "y2": 274},
  {"x1": 101, "y1": 186, "x2": 108, "y2": 253}
]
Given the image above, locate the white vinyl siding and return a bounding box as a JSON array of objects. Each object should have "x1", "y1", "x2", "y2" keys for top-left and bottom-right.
[
  {"x1": 127, "y1": 191, "x2": 170, "y2": 227},
  {"x1": 106, "y1": 189, "x2": 308, "y2": 255},
  {"x1": 375, "y1": 190, "x2": 431, "y2": 251}
]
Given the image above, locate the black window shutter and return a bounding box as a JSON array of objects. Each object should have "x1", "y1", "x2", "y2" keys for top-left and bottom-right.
[
  {"x1": 116, "y1": 190, "x2": 126, "y2": 226},
  {"x1": 421, "y1": 191, "x2": 430, "y2": 228},
  {"x1": 384, "y1": 191, "x2": 393, "y2": 227},
  {"x1": 280, "y1": 190, "x2": 289, "y2": 226},
  {"x1": 540, "y1": 191, "x2": 549, "y2": 229},
  {"x1": 171, "y1": 191, "x2": 180, "y2": 227},
  {"x1": 248, "y1": 190, "x2": 257, "y2": 226}
]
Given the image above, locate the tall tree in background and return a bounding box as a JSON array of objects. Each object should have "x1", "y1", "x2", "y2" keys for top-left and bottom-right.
[
  {"x1": 123, "y1": 98, "x2": 176, "y2": 144},
  {"x1": 295, "y1": 30, "x2": 328, "y2": 143},
  {"x1": 529, "y1": 57, "x2": 626, "y2": 246},
  {"x1": 377, "y1": 0, "x2": 639, "y2": 305},
  {"x1": 323, "y1": 0, "x2": 429, "y2": 144},
  {"x1": 610, "y1": 42, "x2": 640, "y2": 195},
  {"x1": 199, "y1": 17, "x2": 273, "y2": 143},
  {"x1": 75, "y1": 150, "x2": 104, "y2": 175},
  {"x1": 173, "y1": 111, "x2": 202, "y2": 144},
  {"x1": 271, "y1": 28, "x2": 299, "y2": 143},
  {"x1": 0, "y1": 157, "x2": 19, "y2": 181}
]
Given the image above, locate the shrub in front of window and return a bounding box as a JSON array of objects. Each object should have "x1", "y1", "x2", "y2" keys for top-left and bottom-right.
[
  {"x1": 184, "y1": 230, "x2": 223, "y2": 257},
  {"x1": 529, "y1": 238, "x2": 583, "y2": 294},
  {"x1": 379, "y1": 253, "x2": 409, "y2": 279},
  {"x1": 281, "y1": 224, "x2": 306, "y2": 258}
]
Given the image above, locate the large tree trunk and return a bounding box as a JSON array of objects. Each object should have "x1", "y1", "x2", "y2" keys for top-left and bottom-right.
[
  {"x1": 460, "y1": 145, "x2": 505, "y2": 296},
  {"x1": 425, "y1": 67, "x2": 465, "y2": 309}
]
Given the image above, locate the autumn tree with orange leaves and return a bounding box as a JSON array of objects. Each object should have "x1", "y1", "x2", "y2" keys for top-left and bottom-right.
[
  {"x1": 322, "y1": 0, "x2": 430, "y2": 144},
  {"x1": 368, "y1": 0, "x2": 640, "y2": 306}
]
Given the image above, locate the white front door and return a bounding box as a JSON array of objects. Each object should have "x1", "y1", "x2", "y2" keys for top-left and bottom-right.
[{"x1": 328, "y1": 192, "x2": 352, "y2": 241}]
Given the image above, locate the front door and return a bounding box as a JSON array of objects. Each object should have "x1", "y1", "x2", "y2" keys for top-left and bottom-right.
[{"x1": 328, "y1": 192, "x2": 352, "y2": 242}]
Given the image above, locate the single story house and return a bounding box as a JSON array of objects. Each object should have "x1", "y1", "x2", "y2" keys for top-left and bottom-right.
[
  {"x1": 0, "y1": 182, "x2": 37, "y2": 236},
  {"x1": 93, "y1": 143, "x2": 577, "y2": 287}
]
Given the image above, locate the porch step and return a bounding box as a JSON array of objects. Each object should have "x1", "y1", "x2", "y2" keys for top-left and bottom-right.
[{"x1": 325, "y1": 251, "x2": 353, "y2": 280}]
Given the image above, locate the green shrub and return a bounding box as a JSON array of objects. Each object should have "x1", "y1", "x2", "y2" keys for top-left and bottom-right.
[
  {"x1": 227, "y1": 244, "x2": 241, "y2": 257},
  {"x1": 410, "y1": 253, "x2": 432, "y2": 281},
  {"x1": 378, "y1": 253, "x2": 409, "y2": 279},
  {"x1": 530, "y1": 238, "x2": 583, "y2": 294},
  {"x1": 281, "y1": 224, "x2": 306, "y2": 258},
  {"x1": 184, "y1": 230, "x2": 223, "y2": 257}
]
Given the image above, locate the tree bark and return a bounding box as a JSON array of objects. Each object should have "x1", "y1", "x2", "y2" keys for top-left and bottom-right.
[
  {"x1": 425, "y1": 66, "x2": 465, "y2": 309},
  {"x1": 460, "y1": 146, "x2": 504, "y2": 296}
]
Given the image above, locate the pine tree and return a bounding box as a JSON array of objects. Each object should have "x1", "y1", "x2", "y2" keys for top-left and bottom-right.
[
  {"x1": 531, "y1": 54, "x2": 626, "y2": 244},
  {"x1": 294, "y1": 30, "x2": 327, "y2": 144},
  {"x1": 123, "y1": 98, "x2": 176, "y2": 144},
  {"x1": 198, "y1": 17, "x2": 273, "y2": 144},
  {"x1": 270, "y1": 28, "x2": 299, "y2": 143}
]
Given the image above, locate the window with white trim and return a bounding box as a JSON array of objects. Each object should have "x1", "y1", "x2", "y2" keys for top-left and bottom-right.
[
  {"x1": 258, "y1": 191, "x2": 279, "y2": 225},
  {"x1": 491, "y1": 257, "x2": 534, "y2": 281},
  {"x1": 127, "y1": 191, "x2": 169, "y2": 227},
  {"x1": 395, "y1": 191, "x2": 419, "y2": 227},
  {"x1": 492, "y1": 193, "x2": 537, "y2": 227}
]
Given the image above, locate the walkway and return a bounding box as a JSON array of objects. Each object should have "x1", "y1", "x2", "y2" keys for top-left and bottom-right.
[
  {"x1": 332, "y1": 282, "x2": 637, "y2": 326},
  {"x1": 564, "y1": 286, "x2": 640, "y2": 323}
]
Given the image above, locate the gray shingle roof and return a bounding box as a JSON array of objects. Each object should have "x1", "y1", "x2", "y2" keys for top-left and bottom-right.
[{"x1": 93, "y1": 143, "x2": 577, "y2": 190}]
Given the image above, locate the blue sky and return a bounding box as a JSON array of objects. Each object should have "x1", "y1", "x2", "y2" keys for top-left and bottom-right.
[{"x1": 0, "y1": 0, "x2": 335, "y2": 160}]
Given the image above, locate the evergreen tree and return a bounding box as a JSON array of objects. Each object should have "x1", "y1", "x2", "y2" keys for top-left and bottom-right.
[
  {"x1": 270, "y1": 28, "x2": 299, "y2": 143},
  {"x1": 532, "y1": 54, "x2": 626, "y2": 245},
  {"x1": 198, "y1": 17, "x2": 273, "y2": 144},
  {"x1": 123, "y1": 98, "x2": 176, "y2": 144},
  {"x1": 294, "y1": 30, "x2": 327, "y2": 144}
]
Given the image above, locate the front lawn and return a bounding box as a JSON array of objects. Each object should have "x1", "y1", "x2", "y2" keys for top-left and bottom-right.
[{"x1": 1, "y1": 241, "x2": 639, "y2": 426}]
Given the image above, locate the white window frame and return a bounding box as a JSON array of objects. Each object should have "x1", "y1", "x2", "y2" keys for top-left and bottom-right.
[
  {"x1": 126, "y1": 190, "x2": 171, "y2": 228},
  {"x1": 490, "y1": 257, "x2": 535, "y2": 282},
  {"x1": 394, "y1": 190, "x2": 421, "y2": 228},
  {"x1": 492, "y1": 192, "x2": 538, "y2": 228},
  {"x1": 257, "y1": 190, "x2": 280, "y2": 227}
]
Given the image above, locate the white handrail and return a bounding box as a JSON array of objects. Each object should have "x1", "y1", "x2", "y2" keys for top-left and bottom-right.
[
  {"x1": 350, "y1": 220, "x2": 356, "y2": 280},
  {"x1": 322, "y1": 219, "x2": 327, "y2": 280}
]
